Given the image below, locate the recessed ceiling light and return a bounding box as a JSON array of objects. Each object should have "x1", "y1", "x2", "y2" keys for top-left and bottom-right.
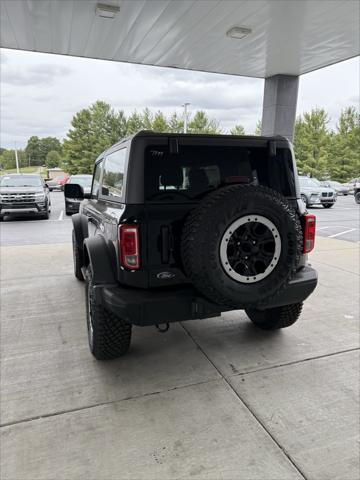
[
  {"x1": 95, "y1": 3, "x2": 120, "y2": 19},
  {"x1": 226, "y1": 26, "x2": 252, "y2": 39}
]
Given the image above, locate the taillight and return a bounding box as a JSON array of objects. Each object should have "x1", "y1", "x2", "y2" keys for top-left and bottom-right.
[
  {"x1": 119, "y1": 224, "x2": 140, "y2": 270},
  {"x1": 303, "y1": 214, "x2": 316, "y2": 253}
]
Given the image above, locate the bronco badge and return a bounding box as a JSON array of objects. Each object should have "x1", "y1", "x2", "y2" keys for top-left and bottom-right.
[{"x1": 157, "y1": 271, "x2": 176, "y2": 280}]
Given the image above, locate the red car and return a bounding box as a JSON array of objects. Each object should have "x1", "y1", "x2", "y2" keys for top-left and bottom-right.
[{"x1": 56, "y1": 175, "x2": 70, "y2": 190}]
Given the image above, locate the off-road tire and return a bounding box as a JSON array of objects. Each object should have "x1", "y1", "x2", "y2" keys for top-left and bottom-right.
[
  {"x1": 245, "y1": 302, "x2": 303, "y2": 330},
  {"x1": 355, "y1": 192, "x2": 360, "y2": 204},
  {"x1": 323, "y1": 203, "x2": 334, "y2": 208},
  {"x1": 85, "y1": 266, "x2": 132, "y2": 360},
  {"x1": 181, "y1": 185, "x2": 302, "y2": 308},
  {"x1": 72, "y1": 230, "x2": 84, "y2": 281}
]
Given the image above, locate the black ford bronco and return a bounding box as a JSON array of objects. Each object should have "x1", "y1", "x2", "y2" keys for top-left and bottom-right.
[{"x1": 65, "y1": 131, "x2": 318, "y2": 360}]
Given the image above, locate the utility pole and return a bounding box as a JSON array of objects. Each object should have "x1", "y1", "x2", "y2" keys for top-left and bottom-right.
[
  {"x1": 182, "y1": 103, "x2": 190, "y2": 133},
  {"x1": 14, "y1": 142, "x2": 20, "y2": 174}
]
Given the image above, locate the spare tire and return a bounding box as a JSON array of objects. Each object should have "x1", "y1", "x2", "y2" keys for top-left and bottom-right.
[{"x1": 181, "y1": 185, "x2": 302, "y2": 308}]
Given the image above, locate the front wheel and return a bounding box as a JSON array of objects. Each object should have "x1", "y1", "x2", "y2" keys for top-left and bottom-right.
[
  {"x1": 245, "y1": 302, "x2": 303, "y2": 330},
  {"x1": 85, "y1": 266, "x2": 132, "y2": 360},
  {"x1": 355, "y1": 192, "x2": 360, "y2": 204},
  {"x1": 323, "y1": 203, "x2": 334, "y2": 208}
]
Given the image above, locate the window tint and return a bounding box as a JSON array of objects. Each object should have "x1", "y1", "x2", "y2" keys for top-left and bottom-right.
[
  {"x1": 145, "y1": 145, "x2": 295, "y2": 201},
  {"x1": 91, "y1": 161, "x2": 102, "y2": 197},
  {"x1": 101, "y1": 148, "x2": 127, "y2": 199}
]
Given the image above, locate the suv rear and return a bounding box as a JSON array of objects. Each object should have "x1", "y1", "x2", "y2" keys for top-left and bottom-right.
[
  {"x1": 0, "y1": 173, "x2": 51, "y2": 220},
  {"x1": 66, "y1": 132, "x2": 318, "y2": 360}
]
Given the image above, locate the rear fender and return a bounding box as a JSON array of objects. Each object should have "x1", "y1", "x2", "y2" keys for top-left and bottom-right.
[{"x1": 83, "y1": 235, "x2": 117, "y2": 285}]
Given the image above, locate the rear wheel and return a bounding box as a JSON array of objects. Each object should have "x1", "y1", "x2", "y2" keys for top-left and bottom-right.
[
  {"x1": 355, "y1": 192, "x2": 360, "y2": 204},
  {"x1": 85, "y1": 266, "x2": 132, "y2": 360},
  {"x1": 246, "y1": 302, "x2": 303, "y2": 330}
]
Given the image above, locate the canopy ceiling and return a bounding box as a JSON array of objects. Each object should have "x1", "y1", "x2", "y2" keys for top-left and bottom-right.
[{"x1": 1, "y1": 0, "x2": 359, "y2": 78}]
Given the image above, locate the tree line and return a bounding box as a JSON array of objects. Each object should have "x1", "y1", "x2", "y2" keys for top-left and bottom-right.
[{"x1": 1, "y1": 100, "x2": 358, "y2": 182}]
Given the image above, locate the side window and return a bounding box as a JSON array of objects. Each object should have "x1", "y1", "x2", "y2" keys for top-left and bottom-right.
[
  {"x1": 101, "y1": 148, "x2": 127, "y2": 199},
  {"x1": 91, "y1": 161, "x2": 103, "y2": 197}
]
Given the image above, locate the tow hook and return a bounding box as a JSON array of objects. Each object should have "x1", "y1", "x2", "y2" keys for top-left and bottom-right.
[{"x1": 156, "y1": 323, "x2": 170, "y2": 333}]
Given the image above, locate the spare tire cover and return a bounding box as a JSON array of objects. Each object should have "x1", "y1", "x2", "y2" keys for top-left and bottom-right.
[{"x1": 181, "y1": 185, "x2": 302, "y2": 307}]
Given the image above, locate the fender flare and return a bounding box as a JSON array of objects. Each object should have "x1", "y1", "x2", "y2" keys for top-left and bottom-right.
[
  {"x1": 72, "y1": 213, "x2": 88, "y2": 248},
  {"x1": 72, "y1": 213, "x2": 89, "y2": 266},
  {"x1": 83, "y1": 235, "x2": 117, "y2": 285}
]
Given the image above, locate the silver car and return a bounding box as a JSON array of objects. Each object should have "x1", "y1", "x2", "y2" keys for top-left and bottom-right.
[{"x1": 299, "y1": 176, "x2": 336, "y2": 209}]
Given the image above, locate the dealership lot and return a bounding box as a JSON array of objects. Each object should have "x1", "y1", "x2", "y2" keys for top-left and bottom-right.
[
  {"x1": 1, "y1": 192, "x2": 359, "y2": 479},
  {"x1": 312, "y1": 195, "x2": 359, "y2": 243}
]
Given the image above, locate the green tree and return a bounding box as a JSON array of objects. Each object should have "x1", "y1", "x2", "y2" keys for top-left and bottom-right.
[
  {"x1": 63, "y1": 101, "x2": 127, "y2": 174},
  {"x1": 328, "y1": 107, "x2": 360, "y2": 182},
  {"x1": 0, "y1": 149, "x2": 27, "y2": 170},
  {"x1": 294, "y1": 108, "x2": 331, "y2": 179},
  {"x1": 230, "y1": 124, "x2": 246, "y2": 135},
  {"x1": 126, "y1": 110, "x2": 145, "y2": 134},
  {"x1": 151, "y1": 111, "x2": 168, "y2": 132},
  {"x1": 168, "y1": 112, "x2": 184, "y2": 133},
  {"x1": 25, "y1": 136, "x2": 42, "y2": 165},
  {"x1": 46, "y1": 150, "x2": 62, "y2": 168},
  {"x1": 25, "y1": 136, "x2": 62, "y2": 166},
  {"x1": 254, "y1": 120, "x2": 262, "y2": 135},
  {"x1": 141, "y1": 108, "x2": 153, "y2": 130},
  {"x1": 40, "y1": 137, "x2": 62, "y2": 162},
  {"x1": 188, "y1": 111, "x2": 221, "y2": 134}
]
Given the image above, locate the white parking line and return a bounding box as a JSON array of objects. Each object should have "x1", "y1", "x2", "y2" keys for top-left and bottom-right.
[
  {"x1": 58, "y1": 210, "x2": 64, "y2": 221},
  {"x1": 317, "y1": 226, "x2": 330, "y2": 230},
  {"x1": 329, "y1": 228, "x2": 356, "y2": 238}
]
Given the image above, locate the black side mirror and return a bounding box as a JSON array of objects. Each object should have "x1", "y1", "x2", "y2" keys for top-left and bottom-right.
[{"x1": 64, "y1": 183, "x2": 84, "y2": 199}]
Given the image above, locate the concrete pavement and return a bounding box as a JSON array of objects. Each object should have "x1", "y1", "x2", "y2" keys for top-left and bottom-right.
[{"x1": 0, "y1": 232, "x2": 359, "y2": 479}]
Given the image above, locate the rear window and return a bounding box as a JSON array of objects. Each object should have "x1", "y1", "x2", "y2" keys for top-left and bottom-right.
[{"x1": 145, "y1": 144, "x2": 295, "y2": 202}]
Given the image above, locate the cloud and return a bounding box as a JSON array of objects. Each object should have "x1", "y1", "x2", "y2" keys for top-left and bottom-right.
[
  {"x1": 0, "y1": 48, "x2": 359, "y2": 148},
  {"x1": 2, "y1": 63, "x2": 72, "y2": 86}
]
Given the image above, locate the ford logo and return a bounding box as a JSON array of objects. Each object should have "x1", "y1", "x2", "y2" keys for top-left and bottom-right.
[{"x1": 157, "y1": 271, "x2": 175, "y2": 280}]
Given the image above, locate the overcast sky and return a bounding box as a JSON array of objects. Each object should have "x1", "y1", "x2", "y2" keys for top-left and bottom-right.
[{"x1": 0, "y1": 48, "x2": 359, "y2": 149}]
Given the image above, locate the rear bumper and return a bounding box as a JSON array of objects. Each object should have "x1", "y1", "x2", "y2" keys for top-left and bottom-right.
[{"x1": 93, "y1": 266, "x2": 318, "y2": 326}]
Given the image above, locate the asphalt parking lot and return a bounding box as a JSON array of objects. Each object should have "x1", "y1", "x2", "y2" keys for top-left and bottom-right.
[
  {"x1": 312, "y1": 195, "x2": 359, "y2": 243},
  {"x1": 1, "y1": 192, "x2": 359, "y2": 480}
]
